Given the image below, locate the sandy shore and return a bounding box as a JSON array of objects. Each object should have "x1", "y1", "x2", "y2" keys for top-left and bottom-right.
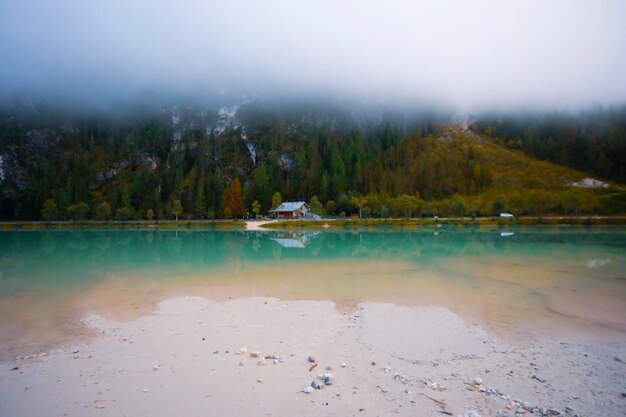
[
  {"x1": 1, "y1": 296, "x2": 624, "y2": 417},
  {"x1": 245, "y1": 220, "x2": 274, "y2": 231}
]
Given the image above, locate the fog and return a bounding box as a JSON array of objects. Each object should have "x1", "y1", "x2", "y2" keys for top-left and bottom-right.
[{"x1": 1, "y1": 0, "x2": 625, "y2": 111}]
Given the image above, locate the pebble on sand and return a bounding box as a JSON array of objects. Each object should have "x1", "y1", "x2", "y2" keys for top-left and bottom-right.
[
  {"x1": 303, "y1": 386, "x2": 315, "y2": 393},
  {"x1": 308, "y1": 356, "x2": 316, "y2": 363}
]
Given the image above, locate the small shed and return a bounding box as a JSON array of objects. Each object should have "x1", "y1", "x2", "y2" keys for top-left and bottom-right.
[{"x1": 269, "y1": 202, "x2": 310, "y2": 219}]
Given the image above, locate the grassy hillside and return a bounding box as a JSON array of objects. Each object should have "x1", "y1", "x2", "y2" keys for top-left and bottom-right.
[
  {"x1": 475, "y1": 107, "x2": 626, "y2": 184},
  {"x1": 354, "y1": 125, "x2": 625, "y2": 217}
]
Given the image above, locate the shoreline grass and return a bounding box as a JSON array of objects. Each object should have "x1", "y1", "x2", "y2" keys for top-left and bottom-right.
[
  {"x1": 259, "y1": 216, "x2": 626, "y2": 230},
  {"x1": 1, "y1": 216, "x2": 625, "y2": 230},
  {"x1": 0, "y1": 220, "x2": 246, "y2": 230}
]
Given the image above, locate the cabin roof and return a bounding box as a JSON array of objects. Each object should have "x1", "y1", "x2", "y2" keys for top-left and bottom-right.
[{"x1": 269, "y1": 202, "x2": 308, "y2": 212}]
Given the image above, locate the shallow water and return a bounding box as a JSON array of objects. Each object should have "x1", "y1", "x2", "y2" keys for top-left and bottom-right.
[{"x1": 1, "y1": 226, "x2": 625, "y2": 359}]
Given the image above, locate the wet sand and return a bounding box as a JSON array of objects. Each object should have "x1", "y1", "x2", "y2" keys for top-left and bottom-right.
[
  {"x1": 1, "y1": 296, "x2": 624, "y2": 417},
  {"x1": 1, "y1": 249, "x2": 625, "y2": 417},
  {"x1": 1, "y1": 257, "x2": 625, "y2": 362}
]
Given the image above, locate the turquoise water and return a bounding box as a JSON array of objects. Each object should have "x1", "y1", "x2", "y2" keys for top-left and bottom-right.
[
  {"x1": 1, "y1": 227, "x2": 624, "y2": 292},
  {"x1": 1, "y1": 226, "x2": 625, "y2": 358}
]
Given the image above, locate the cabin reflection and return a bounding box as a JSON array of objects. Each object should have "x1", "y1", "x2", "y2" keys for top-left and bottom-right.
[{"x1": 268, "y1": 231, "x2": 320, "y2": 248}]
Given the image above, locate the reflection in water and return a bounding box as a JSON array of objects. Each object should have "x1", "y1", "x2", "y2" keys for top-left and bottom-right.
[
  {"x1": 0, "y1": 227, "x2": 625, "y2": 359},
  {"x1": 269, "y1": 231, "x2": 320, "y2": 248}
]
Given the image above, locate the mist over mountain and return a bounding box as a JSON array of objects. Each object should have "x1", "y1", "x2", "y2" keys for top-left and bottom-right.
[{"x1": 2, "y1": 0, "x2": 626, "y2": 111}]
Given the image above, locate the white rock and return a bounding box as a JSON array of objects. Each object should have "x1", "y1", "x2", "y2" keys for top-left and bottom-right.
[
  {"x1": 152, "y1": 364, "x2": 160, "y2": 371},
  {"x1": 257, "y1": 358, "x2": 266, "y2": 366},
  {"x1": 256, "y1": 378, "x2": 263, "y2": 383},
  {"x1": 250, "y1": 351, "x2": 262, "y2": 358},
  {"x1": 341, "y1": 362, "x2": 347, "y2": 368},
  {"x1": 303, "y1": 386, "x2": 315, "y2": 393},
  {"x1": 237, "y1": 347, "x2": 247, "y2": 355},
  {"x1": 473, "y1": 377, "x2": 483, "y2": 385},
  {"x1": 142, "y1": 388, "x2": 149, "y2": 393},
  {"x1": 273, "y1": 359, "x2": 279, "y2": 364}
]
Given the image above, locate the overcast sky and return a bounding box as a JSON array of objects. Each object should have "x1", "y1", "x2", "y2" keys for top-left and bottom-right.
[{"x1": 1, "y1": 0, "x2": 625, "y2": 110}]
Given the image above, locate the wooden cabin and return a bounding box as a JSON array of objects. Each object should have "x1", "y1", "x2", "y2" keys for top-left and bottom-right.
[{"x1": 269, "y1": 202, "x2": 310, "y2": 219}]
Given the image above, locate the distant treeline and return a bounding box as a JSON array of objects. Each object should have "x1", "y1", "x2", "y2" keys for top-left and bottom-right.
[
  {"x1": 475, "y1": 106, "x2": 626, "y2": 183},
  {"x1": 0, "y1": 100, "x2": 624, "y2": 220}
]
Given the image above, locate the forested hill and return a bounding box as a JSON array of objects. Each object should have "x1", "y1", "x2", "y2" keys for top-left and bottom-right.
[
  {"x1": 0, "y1": 99, "x2": 624, "y2": 220},
  {"x1": 475, "y1": 107, "x2": 626, "y2": 183}
]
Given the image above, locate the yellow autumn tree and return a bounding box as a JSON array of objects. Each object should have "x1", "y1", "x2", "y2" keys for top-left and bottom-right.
[{"x1": 222, "y1": 178, "x2": 246, "y2": 218}]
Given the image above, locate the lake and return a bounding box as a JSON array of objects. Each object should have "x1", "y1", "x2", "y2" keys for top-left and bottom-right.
[{"x1": 1, "y1": 226, "x2": 625, "y2": 360}]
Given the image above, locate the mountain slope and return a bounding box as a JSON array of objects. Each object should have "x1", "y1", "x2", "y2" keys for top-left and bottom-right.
[{"x1": 0, "y1": 102, "x2": 623, "y2": 219}]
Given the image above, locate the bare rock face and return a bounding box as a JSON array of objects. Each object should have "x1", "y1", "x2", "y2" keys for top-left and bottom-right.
[
  {"x1": 0, "y1": 154, "x2": 5, "y2": 182},
  {"x1": 570, "y1": 177, "x2": 609, "y2": 189}
]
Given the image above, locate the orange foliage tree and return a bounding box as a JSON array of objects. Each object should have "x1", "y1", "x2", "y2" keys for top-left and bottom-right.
[{"x1": 222, "y1": 178, "x2": 246, "y2": 218}]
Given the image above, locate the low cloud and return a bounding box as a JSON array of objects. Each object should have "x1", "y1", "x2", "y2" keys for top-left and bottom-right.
[{"x1": 1, "y1": 0, "x2": 625, "y2": 111}]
